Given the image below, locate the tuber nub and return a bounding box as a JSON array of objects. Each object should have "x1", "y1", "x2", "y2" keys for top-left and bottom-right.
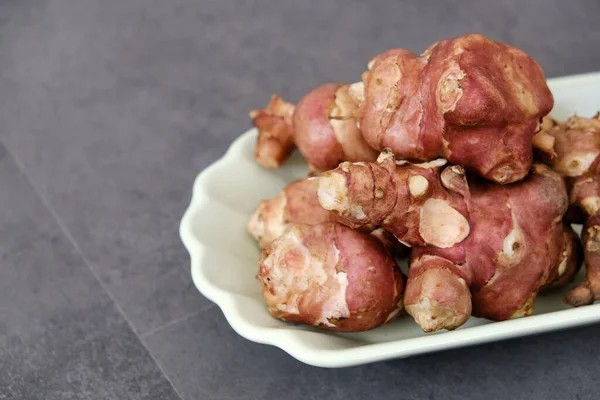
[
  {"x1": 250, "y1": 95, "x2": 295, "y2": 169},
  {"x1": 257, "y1": 222, "x2": 405, "y2": 332},
  {"x1": 534, "y1": 113, "x2": 600, "y2": 306}
]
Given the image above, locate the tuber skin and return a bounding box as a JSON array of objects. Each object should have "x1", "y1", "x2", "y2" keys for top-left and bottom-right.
[
  {"x1": 257, "y1": 222, "x2": 405, "y2": 332},
  {"x1": 247, "y1": 177, "x2": 345, "y2": 248},
  {"x1": 534, "y1": 113, "x2": 600, "y2": 306},
  {"x1": 462, "y1": 171, "x2": 581, "y2": 321},
  {"x1": 250, "y1": 95, "x2": 296, "y2": 169},
  {"x1": 317, "y1": 153, "x2": 581, "y2": 332},
  {"x1": 247, "y1": 176, "x2": 410, "y2": 258},
  {"x1": 293, "y1": 83, "x2": 379, "y2": 173},
  {"x1": 534, "y1": 115, "x2": 600, "y2": 178},
  {"x1": 317, "y1": 150, "x2": 469, "y2": 250},
  {"x1": 251, "y1": 84, "x2": 379, "y2": 172},
  {"x1": 349, "y1": 34, "x2": 553, "y2": 184},
  {"x1": 565, "y1": 215, "x2": 600, "y2": 306}
]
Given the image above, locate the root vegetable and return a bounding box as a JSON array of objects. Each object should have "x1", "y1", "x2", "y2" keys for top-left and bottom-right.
[
  {"x1": 257, "y1": 222, "x2": 405, "y2": 332},
  {"x1": 247, "y1": 176, "x2": 410, "y2": 259},
  {"x1": 250, "y1": 95, "x2": 295, "y2": 169},
  {"x1": 565, "y1": 215, "x2": 600, "y2": 305},
  {"x1": 247, "y1": 33, "x2": 586, "y2": 334},
  {"x1": 349, "y1": 34, "x2": 553, "y2": 184},
  {"x1": 247, "y1": 177, "x2": 342, "y2": 248},
  {"x1": 250, "y1": 84, "x2": 379, "y2": 172},
  {"x1": 534, "y1": 113, "x2": 600, "y2": 306},
  {"x1": 317, "y1": 150, "x2": 469, "y2": 249},
  {"x1": 534, "y1": 115, "x2": 600, "y2": 177},
  {"x1": 317, "y1": 153, "x2": 580, "y2": 331},
  {"x1": 293, "y1": 84, "x2": 379, "y2": 172}
]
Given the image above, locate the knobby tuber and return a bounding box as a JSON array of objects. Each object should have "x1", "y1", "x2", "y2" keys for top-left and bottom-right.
[
  {"x1": 245, "y1": 33, "x2": 586, "y2": 335},
  {"x1": 250, "y1": 95, "x2": 295, "y2": 169},
  {"x1": 349, "y1": 34, "x2": 553, "y2": 184},
  {"x1": 534, "y1": 114, "x2": 600, "y2": 306},
  {"x1": 247, "y1": 176, "x2": 410, "y2": 258},
  {"x1": 247, "y1": 177, "x2": 345, "y2": 248},
  {"x1": 317, "y1": 153, "x2": 581, "y2": 331},
  {"x1": 251, "y1": 84, "x2": 379, "y2": 172},
  {"x1": 257, "y1": 222, "x2": 405, "y2": 332},
  {"x1": 293, "y1": 83, "x2": 379, "y2": 172}
]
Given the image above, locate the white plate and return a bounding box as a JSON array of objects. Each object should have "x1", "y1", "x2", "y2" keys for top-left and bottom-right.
[{"x1": 180, "y1": 71, "x2": 600, "y2": 368}]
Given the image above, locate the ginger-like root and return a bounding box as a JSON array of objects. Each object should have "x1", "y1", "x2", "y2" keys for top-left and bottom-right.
[
  {"x1": 247, "y1": 177, "x2": 342, "y2": 248},
  {"x1": 533, "y1": 113, "x2": 600, "y2": 306},
  {"x1": 532, "y1": 116, "x2": 558, "y2": 158},
  {"x1": 534, "y1": 114, "x2": 600, "y2": 177},
  {"x1": 566, "y1": 217, "x2": 600, "y2": 306},
  {"x1": 404, "y1": 265, "x2": 472, "y2": 332},
  {"x1": 349, "y1": 34, "x2": 553, "y2": 184},
  {"x1": 293, "y1": 83, "x2": 378, "y2": 173},
  {"x1": 247, "y1": 176, "x2": 410, "y2": 258},
  {"x1": 250, "y1": 95, "x2": 295, "y2": 169},
  {"x1": 316, "y1": 153, "x2": 580, "y2": 331},
  {"x1": 250, "y1": 85, "x2": 379, "y2": 171},
  {"x1": 317, "y1": 150, "x2": 469, "y2": 249},
  {"x1": 257, "y1": 222, "x2": 405, "y2": 332}
]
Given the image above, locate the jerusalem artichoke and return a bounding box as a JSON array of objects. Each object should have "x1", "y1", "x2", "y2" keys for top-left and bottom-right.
[
  {"x1": 257, "y1": 222, "x2": 405, "y2": 332},
  {"x1": 247, "y1": 176, "x2": 410, "y2": 258},
  {"x1": 247, "y1": 33, "x2": 588, "y2": 335},
  {"x1": 349, "y1": 34, "x2": 553, "y2": 184},
  {"x1": 251, "y1": 84, "x2": 379, "y2": 172},
  {"x1": 250, "y1": 95, "x2": 296, "y2": 169},
  {"x1": 247, "y1": 177, "x2": 344, "y2": 248},
  {"x1": 534, "y1": 113, "x2": 600, "y2": 306},
  {"x1": 293, "y1": 83, "x2": 379, "y2": 172},
  {"x1": 317, "y1": 154, "x2": 580, "y2": 331}
]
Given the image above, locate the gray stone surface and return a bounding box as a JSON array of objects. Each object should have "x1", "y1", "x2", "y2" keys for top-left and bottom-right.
[
  {"x1": 146, "y1": 306, "x2": 600, "y2": 400},
  {"x1": 0, "y1": 143, "x2": 179, "y2": 399},
  {"x1": 1, "y1": 0, "x2": 600, "y2": 399},
  {"x1": 0, "y1": 0, "x2": 212, "y2": 336}
]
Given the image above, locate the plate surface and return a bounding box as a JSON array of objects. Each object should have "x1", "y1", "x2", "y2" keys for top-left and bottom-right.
[{"x1": 180, "y1": 72, "x2": 600, "y2": 367}]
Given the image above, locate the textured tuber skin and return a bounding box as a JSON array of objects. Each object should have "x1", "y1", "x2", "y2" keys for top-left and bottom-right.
[
  {"x1": 257, "y1": 222, "x2": 405, "y2": 332},
  {"x1": 317, "y1": 150, "x2": 469, "y2": 250},
  {"x1": 534, "y1": 115, "x2": 600, "y2": 178},
  {"x1": 293, "y1": 83, "x2": 379, "y2": 172},
  {"x1": 565, "y1": 215, "x2": 600, "y2": 306},
  {"x1": 317, "y1": 153, "x2": 581, "y2": 331},
  {"x1": 250, "y1": 95, "x2": 296, "y2": 169},
  {"x1": 349, "y1": 34, "x2": 553, "y2": 184},
  {"x1": 534, "y1": 113, "x2": 600, "y2": 306},
  {"x1": 247, "y1": 177, "x2": 343, "y2": 248},
  {"x1": 462, "y1": 168, "x2": 581, "y2": 321},
  {"x1": 247, "y1": 176, "x2": 410, "y2": 259},
  {"x1": 251, "y1": 84, "x2": 379, "y2": 172}
]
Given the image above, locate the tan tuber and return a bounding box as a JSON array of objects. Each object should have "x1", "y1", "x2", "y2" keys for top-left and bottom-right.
[
  {"x1": 534, "y1": 114, "x2": 600, "y2": 306},
  {"x1": 250, "y1": 95, "x2": 296, "y2": 169}
]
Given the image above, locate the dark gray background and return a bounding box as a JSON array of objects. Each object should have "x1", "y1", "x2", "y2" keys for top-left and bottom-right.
[{"x1": 1, "y1": 0, "x2": 599, "y2": 399}]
